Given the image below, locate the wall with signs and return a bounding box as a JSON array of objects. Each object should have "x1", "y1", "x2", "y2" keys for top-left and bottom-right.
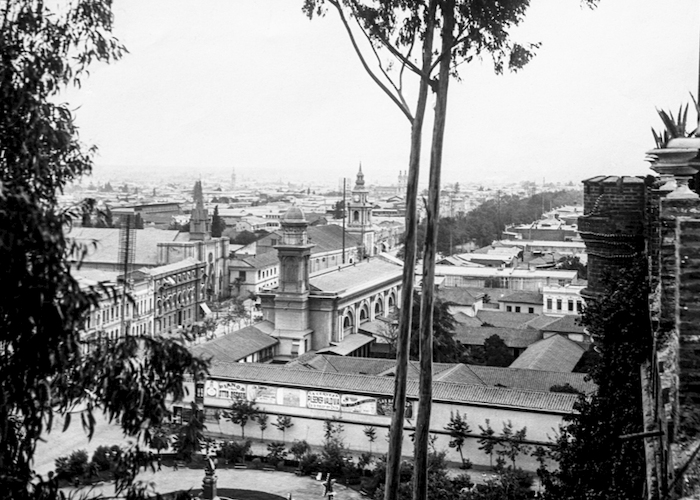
[{"x1": 180, "y1": 377, "x2": 565, "y2": 472}]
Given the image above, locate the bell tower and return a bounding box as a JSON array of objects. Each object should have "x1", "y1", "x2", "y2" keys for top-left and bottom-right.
[
  {"x1": 189, "y1": 180, "x2": 211, "y2": 241},
  {"x1": 347, "y1": 164, "x2": 375, "y2": 257}
]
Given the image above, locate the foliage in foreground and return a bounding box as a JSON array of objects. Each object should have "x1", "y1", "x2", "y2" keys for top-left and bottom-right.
[
  {"x1": 541, "y1": 261, "x2": 651, "y2": 499},
  {"x1": 0, "y1": 1, "x2": 208, "y2": 498}
]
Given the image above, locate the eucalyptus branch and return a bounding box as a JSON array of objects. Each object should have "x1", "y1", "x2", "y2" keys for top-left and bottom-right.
[
  {"x1": 329, "y1": 0, "x2": 413, "y2": 122},
  {"x1": 352, "y1": 13, "x2": 410, "y2": 112},
  {"x1": 399, "y1": 33, "x2": 417, "y2": 95}
]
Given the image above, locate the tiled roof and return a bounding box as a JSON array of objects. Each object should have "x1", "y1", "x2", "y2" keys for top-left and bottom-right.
[
  {"x1": 470, "y1": 365, "x2": 594, "y2": 394},
  {"x1": 207, "y1": 361, "x2": 579, "y2": 413},
  {"x1": 241, "y1": 252, "x2": 279, "y2": 269},
  {"x1": 190, "y1": 324, "x2": 278, "y2": 362},
  {"x1": 452, "y1": 313, "x2": 483, "y2": 327},
  {"x1": 453, "y1": 325, "x2": 542, "y2": 348},
  {"x1": 476, "y1": 310, "x2": 539, "y2": 329},
  {"x1": 438, "y1": 287, "x2": 483, "y2": 306},
  {"x1": 310, "y1": 259, "x2": 401, "y2": 295},
  {"x1": 307, "y1": 225, "x2": 360, "y2": 253},
  {"x1": 541, "y1": 315, "x2": 586, "y2": 334},
  {"x1": 524, "y1": 315, "x2": 560, "y2": 331},
  {"x1": 433, "y1": 364, "x2": 484, "y2": 385},
  {"x1": 498, "y1": 291, "x2": 543, "y2": 305},
  {"x1": 67, "y1": 227, "x2": 181, "y2": 266},
  {"x1": 289, "y1": 355, "x2": 396, "y2": 375},
  {"x1": 509, "y1": 336, "x2": 586, "y2": 372}
]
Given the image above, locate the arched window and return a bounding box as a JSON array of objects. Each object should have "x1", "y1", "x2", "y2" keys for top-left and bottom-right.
[
  {"x1": 353, "y1": 211, "x2": 359, "y2": 223},
  {"x1": 374, "y1": 299, "x2": 384, "y2": 317}
]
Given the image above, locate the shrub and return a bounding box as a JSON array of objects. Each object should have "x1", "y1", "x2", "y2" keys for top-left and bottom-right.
[
  {"x1": 91, "y1": 445, "x2": 115, "y2": 472},
  {"x1": 299, "y1": 453, "x2": 320, "y2": 476},
  {"x1": 251, "y1": 457, "x2": 263, "y2": 470},
  {"x1": 266, "y1": 442, "x2": 287, "y2": 463},
  {"x1": 55, "y1": 449, "x2": 89, "y2": 479},
  {"x1": 219, "y1": 439, "x2": 251, "y2": 464},
  {"x1": 290, "y1": 440, "x2": 310, "y2": 462}
]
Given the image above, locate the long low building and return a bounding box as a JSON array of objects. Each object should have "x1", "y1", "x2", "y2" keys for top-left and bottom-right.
[
  {"x1": 177, "y1": 356, "x2": 593, "y2": 471},
  {"x1": 433, "y1": 265, "x2": 578, "y2": 291}
]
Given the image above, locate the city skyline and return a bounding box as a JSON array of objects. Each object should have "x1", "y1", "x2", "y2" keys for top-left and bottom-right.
[{"x1": 62, "y1": 0, "x2": 699, "y2": 185}]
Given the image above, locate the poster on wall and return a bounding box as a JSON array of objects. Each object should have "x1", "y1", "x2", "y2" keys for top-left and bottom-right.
[
  {"x1": 282, "y1": 388, "x2": 303, "y2": 407},
  {"x1": 340, "y1": 394, "x2": 377, "y2": 415},
  {"x1": 307, "y1": 391, "x2": 340, "y2": 410},
  {"x1": 376, "y1": 398, "x2": 413, "y2": 418},
  {"x1": 210, "y1": 381, "x2": 246, "y2": 400},
  {"x1": 248, "y1": 385, "x2": 278, "y2": 404}
]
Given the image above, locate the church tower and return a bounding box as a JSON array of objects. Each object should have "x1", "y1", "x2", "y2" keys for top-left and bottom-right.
[
  {"x1": 190, "y1": 180, "x2": 211, "y2": 241},
  {"x1": 271, "y1": 206, "x2": 315, "y2": 358},
  {"x1": 347, "y1": 165, "x2": 375, "y2": 257}
]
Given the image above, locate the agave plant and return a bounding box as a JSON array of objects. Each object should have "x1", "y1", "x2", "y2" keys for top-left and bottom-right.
[{"x1": 651, "y1": 93, "x2": 700, "y2": 148}]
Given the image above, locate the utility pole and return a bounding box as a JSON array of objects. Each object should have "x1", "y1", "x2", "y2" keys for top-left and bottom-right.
[{"x1": 341, "y1": 178, "x2": 347, "y2": 264}]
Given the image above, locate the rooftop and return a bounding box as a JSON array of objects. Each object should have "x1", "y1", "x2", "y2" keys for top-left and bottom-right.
[
  {"x1": 509, "y1": 335, "x2": 586, "y2": 372},
  {"x1": 310, "y1": 259, "x2": 401, "y2": 296},
  {"x1": 190, "y1": 322, "x2": 278, "y2": 362}
]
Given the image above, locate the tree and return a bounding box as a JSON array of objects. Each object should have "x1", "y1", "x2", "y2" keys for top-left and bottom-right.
[
  {"x1": 0, "y1": 1, "x2": 209, "y2": 498},
  {"x1": 274, "y1": 415, "x2": 294, "y2": 442},
  {"x1": 444, "y1": 411, "x2": 471, "y2": 469},
  {"x1": 543, "y1": 261, "x2": 651, "y2": 500},
  {"x1": 211, "y1": 205, "x2": 225, "y2": 238},
  {"x1": 257, "y1": 411, "x2": 269, "y2": 441},
  {"x1": 364, "y1": 425, "x2": 378, "y2": 454},
  {"x1": 556, "y1": 255, "x2": 587, "y2": 281},
  {"x1": 150, "y1": 426, "x2": 172, "y2": 458},
  {"x1": 482, "y1": 334, "x2": 513, "y2": 367},
  {"x1": 173, "y1": 403, "x2": 206, "y2": 462},
  {"x1": 409, "y1": 291, "x2": 463, "y2": 362},
  {"x1": 290, "y1": 440, "x2": 311, "y2": 465},
  {"x1": 302, "y1": 2, "x2": 552, "y2": 496},
  {"x1": 478, "y1": 419, "x2": 497, "y2": 468},
  {"x1": 495, "y1": 421, "x2": 530, "y2": 469},
  {"x1": 227, "y1": 396, "x2": 259, "y2": 439}
]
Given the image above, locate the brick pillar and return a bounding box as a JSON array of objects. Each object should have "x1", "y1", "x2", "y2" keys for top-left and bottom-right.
[{"x1": 676, "y1": 215, "x2": 700, "y2": 403}]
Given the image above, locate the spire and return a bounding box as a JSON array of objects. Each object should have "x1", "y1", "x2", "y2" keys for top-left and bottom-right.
[
  {"x1": 193, "y1": 180, "x2": 204, "y2": 209},
  {"x1": 355, "y1": 163, "x2": 365, "y2": 188},
  {"x1": 189, "y1": 180, "x2": 210, "y2": 240}
]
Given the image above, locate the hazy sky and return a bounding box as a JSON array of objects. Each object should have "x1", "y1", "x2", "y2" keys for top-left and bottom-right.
[{"x1": 63, "y1": 0, "x2": 699, "y2": 186}]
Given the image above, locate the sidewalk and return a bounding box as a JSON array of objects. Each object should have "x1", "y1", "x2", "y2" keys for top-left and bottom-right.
[{"x1": 64, "y1": 466, "x2": 364, "y2": 500}]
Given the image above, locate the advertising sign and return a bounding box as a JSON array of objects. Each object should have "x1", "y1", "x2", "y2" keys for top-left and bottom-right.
[
  {"x1": 248, "y1": 385, "x2": 278, "y2": 404},
  {"x1": 307, "y1": 391, "x2": 340, "y2": 410},
  {"x1": 282, "y1": 389, "x2": 302, "y2": 407},
  {"x1": 340, "y1": 394, "x2": 377, "y2": 415}
]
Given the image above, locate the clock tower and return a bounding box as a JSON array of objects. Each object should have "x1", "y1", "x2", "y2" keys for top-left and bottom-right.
[{"x1": 346, "y1": 165, "x2": 375, "y2": 257}]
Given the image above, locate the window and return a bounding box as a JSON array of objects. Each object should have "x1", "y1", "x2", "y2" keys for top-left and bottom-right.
[
  {"x1": 546, "y1": 298, "x2": 552, "y2": 310},
  {"x1": 270, "y1": 238, "x2": 277, "y2": 246},
  {"x1": 528, "y1": 307, "x2": 534, "y2": 314},
  {"x1": 218, "y1": 390, "x2": 229, "y2": 399},
  {"x1": 195, "y1": 383, "x2": 204, "y2": 399},
  {"x1": 556, "y1": 299, "x2": 562, "y2": 311},
  {"x1": 515, "y1": 306, "x2": 521, "y2": 313},
  {"x1": 506, "y1": 305, "x2": 512, "y2": 312},
  {"x1": 568, "y1": 300, "x2": 574, "y2": 312},
  {"x1": 577, "y1": 300, "x2": 583, "y2": 312}
]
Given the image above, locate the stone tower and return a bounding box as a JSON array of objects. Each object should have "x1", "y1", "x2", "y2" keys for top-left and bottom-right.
[
  {"x1": 347, "y1": 165, "x2": 375, "y2": 257},
  {"x1": 190, "y1": 180, "x2": 211, "y2": 241}
]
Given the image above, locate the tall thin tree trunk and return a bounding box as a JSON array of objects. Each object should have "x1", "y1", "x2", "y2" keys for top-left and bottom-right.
[
  {"x1": 384, "y1": 3, "x2": 436, "y2": 499},
  {"x1": 413, "y1": 2, "x2": 454, "y2": 500}
]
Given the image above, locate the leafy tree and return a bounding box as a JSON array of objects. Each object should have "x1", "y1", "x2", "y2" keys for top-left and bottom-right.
[
  {"x1": 320, "y1": 419, "x2": 348, "y2": 475},
  {"x1": 444, "y1": 411, "x2": 471, "y2": 469},
  {"x1": 150, "y1": 426, "x2": 172, "y2": 458},
  {"x1": 543, "y1": 261, "x2": 651, "y2": 500},
  {"x1": 211, "y1": 205, "x2": 225, "y2": 238},
  {"x1": 478, "y1": 419, "x2": 497, "y2": 468},
  {"x1": 219, "y1": 439, "x2": 251, "y2": 465},
  {"x1": 483, "y1": 334, "x2": 512, "y2": 367},
  {"x1": 173, "y1": 402, "x2": 206, "y2": 462},
  {"x1": 290, "y1": 440, "x2": 311, "y2": 464},
  {"x1": 495, "y1": 421, "x2": 530, "y2": 469},
  {"x1": 257, "y1": 411, "x2": 269, "y2": 441},
  {"x1": 266, "y1": 442, "x2": 288, "y2": 463},
  {"x1": 231, "y1": 230, "x2": 259, "y2": 245},
  {"x1": 409, "y1": 291, "x2": 463, "y2": 362},
  {"x1": 332, "y1": 200, "x2": 345, "y2": 219},
  {"x1": 54, "y1": 449, "x2": 89, "y2": 480},
  {"x1": 274, "y1": 415, "x2": 294, "y2": 442},
  {"x1": 227, "y1": 396, "x2": 259, "y2": 439},
  {"x1": 0, "y1": 2, "x2": 208, "y2": 497},
  {"x1": 556, "y1": 255, "x2": 587, "y2": 280},
  {"x1": 364, "y1": 425, "x2": 377, "y2": 454}
]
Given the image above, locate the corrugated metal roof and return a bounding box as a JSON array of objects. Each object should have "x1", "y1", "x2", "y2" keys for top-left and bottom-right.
[
  {"x1": 191, "y1": 325, "x2": 278, "y2": 362},
  {"x1": 310, "y1": 259, "x2": 401, "y2": 295}
]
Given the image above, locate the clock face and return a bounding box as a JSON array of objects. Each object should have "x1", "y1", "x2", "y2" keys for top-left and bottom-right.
[{"x1": 353, "y1": 195, "x2": 360, "y2": 202}]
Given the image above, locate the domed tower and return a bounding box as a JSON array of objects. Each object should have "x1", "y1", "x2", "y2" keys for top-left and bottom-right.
[
  {"x1": 271, "y1": 206, "x2": 315, "y2": 358},
  {"x1": 347, "y1": 165, "x2": 375, "y2": 257}
]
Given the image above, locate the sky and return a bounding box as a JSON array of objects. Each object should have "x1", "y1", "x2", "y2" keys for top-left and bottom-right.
[{"x1": 62, "y1": 0, "x2": 700, "y2": 187}]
